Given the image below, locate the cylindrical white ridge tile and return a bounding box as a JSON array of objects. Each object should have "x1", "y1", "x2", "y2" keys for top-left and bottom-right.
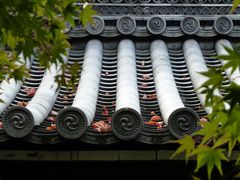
[
  {"x1": 150, "y1": 40, "x2": 199, "y2": 139},
  {"x1": 72, "y1": 39, "x2": 103, "y2": 126},
  {"x1": 111, "y1": 39, "x2": 143, "y2": 141},
  {"x1": 115, "y1": 39, "x2": 140, "y2": 114},
  {"x1": 150, "y1": 40, "x2": 185, "y2": 124},
  {"x1": 216, "y1": 39, "x2": 240, "y2": 85},
  {"x1": 26, "y1": 53, "x2": 68, "y2": 125},
  {"x1": 0, "y1": 53, "x2": 32, "y2": 114},
  {"x1": 184, "y1": 39, "x2": 229, "y2": 114}
]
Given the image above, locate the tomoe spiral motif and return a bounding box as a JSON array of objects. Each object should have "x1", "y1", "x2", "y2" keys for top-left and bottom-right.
[
  {"x1": 120, "y1": 116, "x2": 134, "y2": 131},
  {"x1": 112, "y1": 109, "x2": 142, "y2": 140},
  {"x1": 2, "y1": 106, "x2": 34, "y2": 138},
  {"x1": 86, "y1": 16, "x2": 105, "y2": 35},
  {"x1": 56, "y1": 107, "x2": 88, "y2": 139},
  {"x1": 147, "y1": 16, "x2": 166, "y2": 34},
  {"x1": 181, "y1": 16, "x2": 200, "y2": 35},
  {"x1": 214, "y1": 16, "x2": 233, "y2": 34},
  {"x1": 117, "y1": 16, "x2": 136, "y2": 35},
  {"x1": 168, "y1": 108, "x2": 199, "y2": 139}
]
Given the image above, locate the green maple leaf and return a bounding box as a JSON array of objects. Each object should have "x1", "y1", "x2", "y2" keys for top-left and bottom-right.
[
  {"x1": 236, "y1": 154, "x2": 240, "y2": 165},
  {"x1": 22, "y1": 38, "x2": 36, "y2": 59},
  {"x1": 170, "y1": 135, "x2": 195, "y2": 162},
  {"x1": 66, "y1": 61, "x2": 80, "y2": 91},
  {"x1": 1, "y1": 29, "x2": 16, "y2": 49},
  {"x1": 221, "y1": 106, "x2": 240, "y2": 156},
  {"x1": 194, "y1": 117, "x2": 222, "y2": 145},
  {"x1": 191, "y1": 175, "x2": 201, "y2": 180},
  {"x1": 194, "y1": 147, "x2": 228, "y2": 180},
  {"x1": 79, "y1": 4, "x2": 95, "y2": 27},
  {"x1": 218, "y1": 46, "x2": 240, "y2": 75},
  {"x1": 62, "y1": 2, "x2": 76, "y2": 27},
  {"x1": 213, "y1": 134, "x2": 230, "y2": 149},
  {"x1": 231, "y1": 0, "x2": 240, "y2": 13},
  {"x1": 227, "y1": 127, "x2": 239, "y2": 157},
  {"x1": 9, "y1": 65, "x2": 27, "y2": 82},
  {"x1": 200, "y1": 68, "x2": 223, "y2": 89},
  {"x1": 38, "y1": 49, "x2": 51, "y2": 69},
  {"x1": 223, "y1": 82, "x2": 240, "y2": 112}
]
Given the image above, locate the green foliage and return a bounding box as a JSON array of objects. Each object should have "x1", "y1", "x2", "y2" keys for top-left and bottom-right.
[
  {"x1": 79, "y1": 3, "x2": 95, "y2": 26},
  {"x1": 172, "y1": 44, "x2": 240, "y2": 179},
  {"x1": 0, "y1": 0, "x2": 95, "y2": 89},
  {"x1": 191, "y1": 175, "x2": 201, "y2": 180},
  {"x1": 54, "y1": 61, "x2": 80, "y2": 91},
  {"x1": 171, "y1": 135, "x2": 195, "y2": 162},
  {"x1": 218, "y1": 46, "x2": 240, "y2": 75},
  {"x1": 231, "y1": 0, "x2": 240, "y2": 13},
  {"x1": 0, "y1": 49, "x2": 28, "y2": 81},
  {"x1": 223, "y1": 83, "x2": 240, "y2": 111},
  {"x1": 194, "y1": 147, "x2": 228, "y2": 180},
  {"x1": 200, "y1": 68, "x2": 224, "y2": 90}
]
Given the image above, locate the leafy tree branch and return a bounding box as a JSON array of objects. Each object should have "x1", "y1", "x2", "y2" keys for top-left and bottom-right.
[{"x1": 0, "y1": 0, "x2": 95, "y2": 89}]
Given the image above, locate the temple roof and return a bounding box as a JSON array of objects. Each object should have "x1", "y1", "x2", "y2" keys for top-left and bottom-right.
[
  {"x1": 67, "y1": 0, "x2": 240, "y2": 38},
  {"x1": 0, "y1": 1, "x2": 239, "y2": 145},
  {"x1": 0, "y1": 37, "x2": 236, "y2": 144}
]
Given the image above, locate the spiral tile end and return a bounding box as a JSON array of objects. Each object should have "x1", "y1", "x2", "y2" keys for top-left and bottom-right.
[
  {"x1": 168, "y1": 107, "x2": 199, "y2": 139},
  {"x1": 56, "y1": 107, "x2": 88, "y2": 139},
  {"x1": 112, "y1": 108, "x2": 142, "y2": 140},
  {"x1": 2, "y1": 106, "x2": 34, "y2": 138}
]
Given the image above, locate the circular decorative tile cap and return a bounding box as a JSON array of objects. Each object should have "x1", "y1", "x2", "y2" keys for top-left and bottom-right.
[
  {"x1": 86, "y1": 16, "x2": 105, "y2": 35},
  {"x1": 56, "y1": 107, "x2": 88, "y2": 139},
  {"x1": 168, "y1": 107, "x2": 199, "y2": 139},
  {"x1": 112, "y1": 108, "x2": 142, "y2": 140},
  {"x1": 181, "y1": 16, "x2": 200, "y2": 35},
  {"x1": 117, "y1": 16, "x2": 136, "y2": 35},
  {"x1": 147, "y1": 16, "x2": 166, "y2": 35},
  {"x1": 2, "y1": 106, "x2": 34, "y2": 138},
  {"x1": 214, "y1": 16, "x2": 233, "y2": 35}
]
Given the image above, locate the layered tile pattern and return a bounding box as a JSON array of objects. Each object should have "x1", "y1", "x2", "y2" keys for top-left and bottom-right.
[{"x1": 0, "y1": 39, "x2": 237, "y2": 144}]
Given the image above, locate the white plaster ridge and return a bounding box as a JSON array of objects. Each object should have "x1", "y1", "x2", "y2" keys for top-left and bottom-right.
[
  {"x1": 0, "y1": 53, "x2": 32, "y2": 114},
  {"x1": 116, "y1": 39, "x2": 141, "y2": 114},
  {"x1": 72, "y1": 39, "x2": 103, "y2": 126}
]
